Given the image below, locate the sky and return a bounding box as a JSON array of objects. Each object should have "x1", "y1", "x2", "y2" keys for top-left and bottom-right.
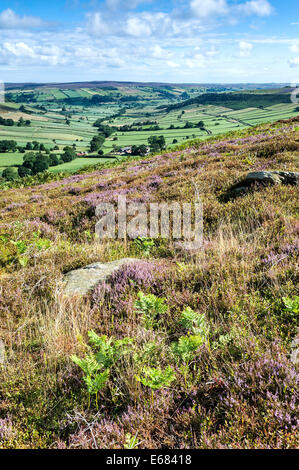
[{"x1": 0, "y1": 0, "x2": 298, "y2": 84}]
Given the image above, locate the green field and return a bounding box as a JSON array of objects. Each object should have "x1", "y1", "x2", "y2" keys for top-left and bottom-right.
[{"x1": 48, "y1": 156, "x2": 119, "y2": 173}]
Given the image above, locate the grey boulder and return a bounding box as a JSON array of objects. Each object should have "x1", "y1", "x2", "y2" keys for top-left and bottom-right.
[
  {"x1": 62, "y1": 258, "x2": 140, "y2": 296},
  {"x1": 230, "y1": 171, "x2": 299, "y2": 194}
]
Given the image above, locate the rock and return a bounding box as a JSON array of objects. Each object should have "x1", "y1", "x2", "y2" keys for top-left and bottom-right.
[
  {"x1": 229, "y1": 171, "x2": 299, "y2": 196},
  {"x1": 62, "y1": 258, "x2": 140, "y2": 296},
  {"x1": 271, "y1": 171, "x2": 299, "y2": 185}
]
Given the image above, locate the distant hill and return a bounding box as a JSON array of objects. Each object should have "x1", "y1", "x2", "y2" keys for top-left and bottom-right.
[
  {"x1": 4, "y1": 81, "x2": 288, "y2": 91},
  {"x1": 160, "y1": 91, "x2": 292, "y2": 112}
]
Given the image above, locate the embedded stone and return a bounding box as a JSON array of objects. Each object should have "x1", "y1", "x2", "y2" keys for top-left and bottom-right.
[{"x1": 62, "y1": 258, "x2": 140, "y2": 296}]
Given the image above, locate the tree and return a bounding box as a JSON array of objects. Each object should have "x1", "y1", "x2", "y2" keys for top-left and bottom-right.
[
  {"x1": 131, "y1": 145, "x2": 138, "y2": 155},
  {"x1": 18, "y1": 166, "x2": 32, "y2": 178},
  {"x1": 23, "y1": 152, "x2": 36, "y2": 170},
  {"x1": 148, "y1": 135, "x2": 166, "y2": 153},
  {"x1": 2, "y1": 167, "x2": 18, "y2": 181},
  {"x1": 61, "y1": 146, "x2": 76, "y2": 162},
  {"x1": 184, "y1": 121, "x2": 194, "y2": 129},
  {"x1": 49, "y1": 154, "x2": 59, "y2": 166},
  {"x1": 138, "y1": 144, "x2": 148, "y2": 156},
  {"x1": 32, "y1": 154, "x2": 49, "y2": 174},
  {"x1": 0, "y1": 140, "x2": 17, "y2": 153},
  {"x1": 181, "y1": 91, "x2": 190, "y2": 100},
  {"x1": 17, "y1": 117, "x2": 25, "y2": 127},
  {"x1": 0, "y1": 117, "x2": 14, "y2": 126},
  {"x1": 131, "y1": 144, "x2": 148, "y2": 156},
  {"x1": 25, "y1": 142, "x2": 33, "y2": 150},
  {"x1": 93, "y1": 122, "x2": 115, "y2": 137},
  {"x1": 90, "y1": 135, "x2": 105, "y2": 152}
]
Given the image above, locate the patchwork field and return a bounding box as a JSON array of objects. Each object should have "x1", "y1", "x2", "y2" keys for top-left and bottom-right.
[{"x1": 0, "y1": 84, "x2": 298, "y2": 177}]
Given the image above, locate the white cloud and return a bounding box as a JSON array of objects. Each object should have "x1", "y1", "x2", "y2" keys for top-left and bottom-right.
[
  {"x1": 290, "y1": 44, "x2": 299, "y2": 53},
  {"x1": 126, "y1": 16, "x2": 152, "y2": 36},
  {"x1": 239, "y1": 40, "x2": 253, "y2": 57},
  {"x1": 0, "y1": 2, "x2": 292, "y2": 83},
  {"x1": 190, "y1": 0, "x2": 228, "y2": 18},
  {"x1": 86, "y1": 12, "x2": 109, "y2": 36},
  {"x1": 239, "y1": 0, "x2": 274, "y2": 17},
  {"x1": 125, "y1": 12, "x2": 175, "y2": 38},
  {"x1": 106, "y1": 57, "x2": 126, "y2": 68},
  {"x1": 289, "y1": 56, "x2": 299, "y2": 67},
  {"x1": 152, "y1": 45, "x2": 164, "y2": 58},
  {"x1": 151, "y1": 45, "x2": 172, "y2": 59},
  {"x1": 0, "y1": 39, "x2": 68, "y2": 66},
  {"x1": 189, "y1": 0, "x2": 273, "y2": 20},
  {"x1": 167, "y1": 60, "x2": 179, "y2": 68},
  {"x1": 0, "y1": 8, "x2": 46, "y2": 30},
  {"x1": 3, "y1": 42, "x2": 35, "y2": 58},
  {"x1": 185, "y1": 53, "x2": 206, "y2": 68}
]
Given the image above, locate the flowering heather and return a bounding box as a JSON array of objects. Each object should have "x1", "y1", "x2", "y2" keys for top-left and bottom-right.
[
  {"x1": 0, "y1": 118, "x2": 298, "y2": 449},
  {"x1": 147, "y1": 175, "x2": 163, "y2": 189},
  {"x1": 91, "y1": 260, "x2": 173, "y2": 316},
  {"x1": 29, "y1": 194, "x2": 44, "y2": 203},
  {"x1": 67, "y1": 187, "x2": 83, "y2": 195},
  {"x1": 3, "y1": 202, "x2": 26, "y2": 212},
  {"x1": 25, "y1": 218, "x2": 57, "y2": 237}
]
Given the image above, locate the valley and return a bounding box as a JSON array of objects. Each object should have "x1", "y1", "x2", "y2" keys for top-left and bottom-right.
[{"x1": 1, "y1": 83, "x2": 298, "y2": 180}]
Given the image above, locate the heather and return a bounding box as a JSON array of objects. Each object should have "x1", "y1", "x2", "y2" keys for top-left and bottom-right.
[{"x1": 0, "y1": 119, "x2": 298, "y2": 449}]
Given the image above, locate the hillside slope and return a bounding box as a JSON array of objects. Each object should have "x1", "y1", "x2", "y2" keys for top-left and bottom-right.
[{"x1": 0, "y1": 118, "x2": 298, "y2": 449}]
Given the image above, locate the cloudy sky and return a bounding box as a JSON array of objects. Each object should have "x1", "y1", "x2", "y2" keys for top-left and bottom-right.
[{"x1": 0, "y1": 0, "x2": 298, "y2": 83}]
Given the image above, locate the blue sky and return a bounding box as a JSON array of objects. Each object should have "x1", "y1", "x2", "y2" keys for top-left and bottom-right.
[{"x1": 0, "y1": 0, "x2": 298, "y2": 83}]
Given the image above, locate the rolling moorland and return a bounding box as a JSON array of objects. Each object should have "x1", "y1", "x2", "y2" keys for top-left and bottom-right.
[
  {"x1": 0, "y1": 83, "x2": 298, "y2": 180},
  {"x1": 0, "y1": 79, "x2": 298, "y2": 450}
]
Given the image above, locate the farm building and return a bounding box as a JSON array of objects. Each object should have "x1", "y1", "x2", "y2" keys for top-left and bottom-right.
[
  {"x1": 76, "y1": 152, "x2": 88, "y2": 157},
  {"x1": 116, "y1": 146, "x2": 133, "y2": 155}
]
